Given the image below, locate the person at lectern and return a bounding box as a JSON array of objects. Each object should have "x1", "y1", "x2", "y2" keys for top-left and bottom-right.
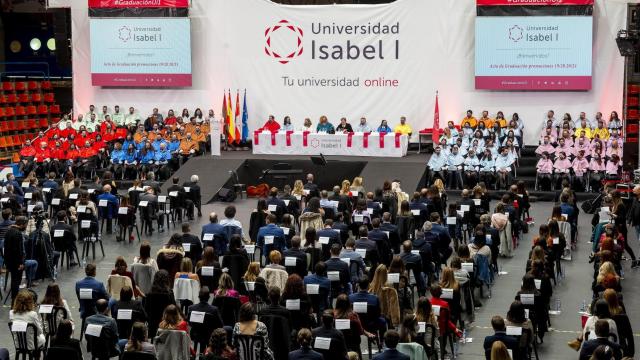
[
  {"x1": 316, "y1": 116, "x2": 335, "y2": 134},
  {"x1": 336, "y1": 117, "x2": 353, "y2": 133},
  {"x1": 261, "y1": 115, "x2": 281, "y2": 132}
]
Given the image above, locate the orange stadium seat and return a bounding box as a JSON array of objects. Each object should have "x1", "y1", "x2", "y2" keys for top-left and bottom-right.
[
  {"x1": 43, "y1": 93, "x2": 55, "y2": 103},
  {"x1": 41, "y1": 81, "x2": 52, "y2": 90},
  {"x1": 0, "y1": 137, "x2": 7, "y2": 149},
  {"x1": 26, "y1": 119, "x2": 36, "y2": 129},
  {"x1": 0, "y1": 122, "x2": 8, "y2": 133},
  {"x1": 14, "y1": 82, "x2": 26, "y2": 92},
  {"x1": 27, "y1": 81, "x2": 38, "y2": 91},
  {"x1": 5, "y1": 136, "x2": 14, "y2": 148},
  {"x1": 6, "y1": 121, "x2": 15, "y2": 132},
  {"x1": 15, "y1": 106, "x2": 26, "y2": 116},
  {"x1": 6, "y1": 94, "x2": 17, "y2": 103},
  {"x1": 31, "y1": 93, "x2": 42, "y2": 103},
  {"x1": 1, "y1": 82, "x2": 13, "y2": 92},
  {"x1": 12, "y1": 152, "x2": 20, "y2": 163},
  {"x1": 26, "y1": 106, "x2": 37, "y2": 116},
  {"x1": 37, "y1": 104, "x2": 48, "y2": 114},
  {"x1": 17, "y1": 93, "x2": 29, "y2": 103},
  {"x1": 5, "y1": 107, "x2": 15, "y2": 117},
  {"x1": 19, "y1": 134, "x2": 27, "y2": 143},
  {"x1": 50, "y1": 104, "x2": 61, "y2": 114},
  {"x1": 13, "y1": 135, "x2": 21, "y2": 146},
  {"x1": 38, "y1": 118, "x2": 48, "y2": 128},
  {"x1": 15, "y1": 120, "x2": 24, "y2": 131}
]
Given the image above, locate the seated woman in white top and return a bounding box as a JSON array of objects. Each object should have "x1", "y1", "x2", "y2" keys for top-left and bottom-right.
[
  {"x1": 298, "y1": 118, "x2": 315, "y2": 133},
  {"x1": 11, "y1": 289, "x2": 46, "y2": 350}
]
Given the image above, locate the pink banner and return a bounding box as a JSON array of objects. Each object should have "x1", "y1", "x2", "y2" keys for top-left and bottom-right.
[
  {"x1": 91, "y1": 74, "x2": 192, "y2": 87},
  {"x1": 477, "y1": 0, "x2": 593, "y2": 5},
  {"x1": 286, "y1": 131, "x2": 293, "y2": 146},
  {"x1": 475, "y1": 76, "x2": 591, "y2": 90},
  {"x1": 347, "y1": 133, "x2": 353, "y2": 147},
  {"x1": 302, "y1": 131, "x2": 309, "y2": 147},
  {"x1": 395, "y1": 133, "x2": 402, "y2": 148},
  {"x1": 89, "y1": 0, "x2": 189, "y2": 8},
  {"x1": 379, "y1": 132, "x2": 385, "y2": 148},
  {"x1": 363, "y1": 132, "x2": 370, "y2": 148},
  {"x1": 270, "y1": 132, "x2": 276, "y2": 146},
  {"x1": 253, "y1": 131, "x2": 260, "y2": 145}
]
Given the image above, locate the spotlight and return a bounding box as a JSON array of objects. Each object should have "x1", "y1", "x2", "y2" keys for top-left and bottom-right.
[
  {"x1": 616, "y1": 30, "x2": 639, "y2": 56},
  {"x1": 47, "y1": 38, "x2": 56, "y2": 51},
  {"x1": 29, "y1": 38, "x2": 41, "y2": 51},
  {"x1": 9, "y1": 40, "x2": 21, "y2": 53}
]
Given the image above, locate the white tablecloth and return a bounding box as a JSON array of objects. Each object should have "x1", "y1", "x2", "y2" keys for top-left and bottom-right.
[{"x1": 252, "y1": 132, "x2": 409, "y2": 157}]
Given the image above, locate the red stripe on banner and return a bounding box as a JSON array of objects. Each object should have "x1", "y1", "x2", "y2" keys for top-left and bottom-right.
[
  {"x1": 88, "y1": 0, "x2": 189, "y2": 8},
  {"x1": 271, "y1": 132, "x2": 276, "y2": 146},
  {"x1": 379, "y1": 132, "x2": 385, "y2": 148},
  {"x1": 476, "y1": 0, "x2": 593, "y2": 5},
  {"x1": 303, "y1": 131, "x2": 310, "y2": 147},
  {"x1": 395, "y1": 133, "x2": 401, "y2": 148},
  {"x1": 363, "y1": 132, "x2": 370, "y2": 148},
  {"x1": 286, "y1": 131, "x2": 293, "y2": 146},
  {"x1": 253, "y1": 131, "x2": 260, "y2": 145},
  {"x1": 347, "y1": 133, "x2": 353, "y2": 147}
]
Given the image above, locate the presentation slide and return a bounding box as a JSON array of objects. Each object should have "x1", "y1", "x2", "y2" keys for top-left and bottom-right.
[
  {"x1": 90, "y1": 18, "x2": 191, "y2": 87},
  {"x1": 475, "y1": 16, "x2": 592, "y2": 90}
]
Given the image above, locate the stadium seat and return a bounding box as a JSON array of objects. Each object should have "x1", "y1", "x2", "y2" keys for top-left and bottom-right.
[
  {"x1": 26, "y1": 106, "x2": 37, "y2": 116},
  {"x1": 15, "y1": 106, "x2": 26, "y2": 116},
  {"x1": 14, "y1": 82, "x2": 26, "y2": 92},
  {"x1": 43, "y1": 93, "x2": 55, "y2": 103},
  {"x1": 6, "y1": 121, "x2": 15, "y2": 132},
  {"x1": 27, "y1": 81, "x2": 39, "y2": 91},
  {"x1": 627, "y1": 124, "x2": 639, "y2": 135},
  {"x1": 50, "y1": 104, "x2": 61, "y2": 114},
  {"x1": 1, "y1": 82, "x2": 13, "y2": 92},
  {"x1": 51, "y1": 117, "x2": 61, "y2": 124},
  {"x1": 26, "y1": 119, "x2": 36, "y2": 129},
  {"x1": 0, "y1": 95, "x2": 5, "y2": 104},
  {"x1": 37, "y1": 104, "x2": 47, "y2": 115},
  {"x1": 629, "y1": 84, "x2": 640, "y2": 94},
  {"x1": 628, "y1": 97, "x2": 639, "y2": 107},
  {"x1": 12, "y1": 152, "x2": 20, "y2": 163},
  {"x1": 628, "y1": 109, "x2": 638, "y2": 119},
  {"x1": 15, "y1": 120, "x2": 25, "y2": 131},
  {"x1": 41, "y1": 80, "x2": 52, "y2": 90},
  {"x1": 31, "y1": 93, "x2": 42, "y2": 103},
  {"x1": 0, "y1": 108, "x2": 5, "y2": 118},
  {"x1": 17, "y1": 93, "x2": 29, "y2": 103},
  {"x1": 38, "y1": 118, "x2": 48, "y2": 128},
  {"x1": 5, "y1": 136, "x2": 14, "y2": 148},
  {"x1": 13, "y1": 135, "x2": 21, "y2": 146},
  {"x1": 0, "y1": 122, "x2": 8, "y2": 133},
  {"x1": 5, "y1": 107, "x2": 15, "y2": 117},
  {"x1": 0, "y1": 137, "x2": 7, "y2": 149},
  {"x1": 6, "y1": 94, "x2": 17, "y2": 103}
]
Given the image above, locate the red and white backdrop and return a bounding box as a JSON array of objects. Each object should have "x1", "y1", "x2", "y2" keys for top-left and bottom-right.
[{"x1": 51, "y1": 0, "x2": 627, "y2": 145}]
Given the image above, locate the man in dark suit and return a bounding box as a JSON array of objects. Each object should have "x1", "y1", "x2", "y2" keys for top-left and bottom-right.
[
  {"x1": 283, "y1": 236, "x2": 308, "y2": 277},
  {"x1": 167, "y1": 176, "x2": 194, "y2": 221},
  {"x1": 373, "y1": 330, "x2": 410, "y2": 360},
  {"x1": 280, "y1": 185, "x2": 300, "y2": 218},
  {"x1": 258, "y1": 286, "x2": 292, "y2": 325},
  {"x1": 380, "y1": 212, "x2": 401, "y2": 253},
  {"x1": 325, "y1": 244, "x2": 351, "y2": 294},
  {"x1": 97, "y1": 184, "x2": 119, "y2": 233},
  {"x1": 303, "y1": 173, "x2": 319, "y2": 198},
  {"x1": 429, "y1": 213, "x2": 453, "y2": 264},
  {"x1": 579, "y1": 320, "x2": 621, "y2": 360},
  {"x1": 257, "y1": 214, "x2": 286, "y2": 256},
  {"x1": 181, "y1": 223, "x2": 203, "y2": 265},
  {"x1": 317, "y1": 219, "x2": 341, "y2": 258},
  {"x1": 355, "y1": 226, "x2": 377, "y2": 252},
  {"x1": 4, "y1": 216, "x2": 27, "y2": 303},
  {"x1": 266, "y1": 187, "x2": 287, "y2": 223},
  {"x1": 182, "y1": 175, "x2": 202, "y2": 217},
  {"x1": 138, "y1": 187, "x2": 164, "y2": 233},
  {"x1": 368, "y1": 219, "x2": 392, "y2": 265},
  {"x1": 311, "y1": 310, "x2": 347, "y2": 359},
  {"x1": 483, "y1": 316, "x2": 519, "y2": 360},
  {"x1": 187, "y1": 287, "x2": 224, "y2": 329},
  {"x1": 200, "y1": 212, "x2": 227, "y2": 255},
  {"x1": 50, "y1": 211, "x2": 78, "y2": 267},
  {"x1": 329, "y1": 186, "x2": 351, "y2": 214},
  {"x1": 400, "y1": 241, "x2": 426, "y2": 295},
  {"x1": 76, "y1": 263, "x2": 110, "y2": 320},
  {"x1": 85, "y1": 299, "x2": 119, "y2": 357},
  {"x1": 303, "y1": 262, "x2": 331, "y2": 312}
]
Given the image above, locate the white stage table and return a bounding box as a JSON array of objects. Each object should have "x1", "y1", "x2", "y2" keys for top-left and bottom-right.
[{"x1": 252, "y1": 131, "x2": 409, "y2": 157}]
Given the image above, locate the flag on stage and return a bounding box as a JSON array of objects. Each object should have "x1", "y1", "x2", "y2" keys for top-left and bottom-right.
[
  {"x1": 227, "y1": 90, "x2": 235, "y2": 143},
  {"x1": 222, "y1": 91, "x2": 229, "y2": 141},
  {"x1": 241, "y1": 90, "x2": 249, "y2": 143},
  {"x1": 234, "y1": 90, "x2": 241, "y2": 144},
  {"x1": 432, "y1": 91, "x2": 440, "y2": 144}
]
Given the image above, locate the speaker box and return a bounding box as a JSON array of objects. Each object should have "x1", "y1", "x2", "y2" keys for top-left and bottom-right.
[
  {"x1": 623, "y1": 142, "x2": 639, "y2": 170},
  {"x1": 53, "y1": 9, "x2": 71, "y2": 70}
]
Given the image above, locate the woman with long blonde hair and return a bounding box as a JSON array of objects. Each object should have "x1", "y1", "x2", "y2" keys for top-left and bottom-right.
[
  {"x1": 243, "y1": 262, "x2": 261, "y2": 282},
  {"x1": 292, "y1": 180, "x2": 305, "y2": 197},
  {"x1": 602, "y1": 288, "x2": 624, "y2": 316},
  {"x1": 439, "y1": 267, "x2": 460, "y2": 291},
  {"x1": 340, "y1": 180, "x2": 351, "y2": 195},
  {"x1": 490, "y1": 341, "x2": 511, "y2": 360},
  {"x1": 596, "y1": 261, "x2": 618, "y2": 285},
  {"x1": 350, "y1": 177, "x2": 365, "y2": 194},
  {"x1": 369, "y1": 264, "x2": 401, "y2": 326}
]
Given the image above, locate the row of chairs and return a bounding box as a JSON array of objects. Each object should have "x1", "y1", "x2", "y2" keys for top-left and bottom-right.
[
  {"x1": 1, "y1": 81, "x2": 52, "y2": 92},
  {"x1": 0, "y1": 104, "x2": 60, "y2": 117},
  {"x1": 0, "y1": 133, "x2": 46, "y2": 149},
  {"x1": 1, "y1": 118, "x2": 50, "y2": 132},
  {"x1": 0, "y1": 92, "x2": 57, "y2": 105}
]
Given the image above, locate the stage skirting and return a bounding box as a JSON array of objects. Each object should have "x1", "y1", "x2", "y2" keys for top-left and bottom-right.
[{"x1": 252, "y1": 132, "x2": 408, "y2": 157}]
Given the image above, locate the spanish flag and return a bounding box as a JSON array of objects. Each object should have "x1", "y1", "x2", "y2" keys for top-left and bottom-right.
[{"x1": 227, "y1": 90, "x2": 235, "y2": 143}]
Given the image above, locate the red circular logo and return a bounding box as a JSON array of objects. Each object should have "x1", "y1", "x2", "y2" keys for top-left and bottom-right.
[{"x1": 264, "y1": 20, "x2": 304, "y2": 64}]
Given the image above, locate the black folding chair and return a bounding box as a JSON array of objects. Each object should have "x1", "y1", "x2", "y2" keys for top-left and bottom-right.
[{"x1": 8, "y1": 322, "x2": 41, "y2": 360}]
